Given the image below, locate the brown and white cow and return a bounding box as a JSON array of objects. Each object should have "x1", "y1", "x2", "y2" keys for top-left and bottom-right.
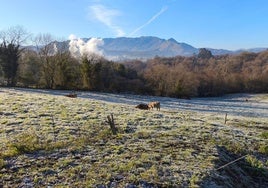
[{"x1": 148, "y1": 101, "x2": 160, "y2": 111}]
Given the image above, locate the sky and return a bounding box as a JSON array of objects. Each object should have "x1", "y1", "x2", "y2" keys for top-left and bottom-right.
[{"x1": 0, "y1": 0, "x2": 268, "y2": 50}]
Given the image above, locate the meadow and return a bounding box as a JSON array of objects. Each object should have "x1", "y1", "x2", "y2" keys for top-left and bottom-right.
[{"x1": 0, "y1": 88, "x2": 267, "y2": 187}]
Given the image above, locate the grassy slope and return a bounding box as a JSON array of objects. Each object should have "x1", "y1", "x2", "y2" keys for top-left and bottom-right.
[{"x1": 0, "y1": 88, "x2": 267, "y2": 187}]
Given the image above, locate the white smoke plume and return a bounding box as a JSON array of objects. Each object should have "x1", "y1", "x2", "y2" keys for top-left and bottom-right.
[
  {"x1": 53, "y1": 43, "x2": 58, "y2": 55},
  {"x1": 68, "y1": 34, "x2": 104, "y2": 59}
]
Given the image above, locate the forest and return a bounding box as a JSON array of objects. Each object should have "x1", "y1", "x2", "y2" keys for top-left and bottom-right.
[{"x1": 1, "y1": 27, "x2": 268, "y2": 98}]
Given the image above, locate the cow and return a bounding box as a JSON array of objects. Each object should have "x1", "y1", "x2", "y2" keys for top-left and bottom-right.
[
  {"x1": 148, "y1": 101, "x2": 160, "y2": 111},
  {"x1": 65, "y1": 91, "x2": 77, "y2": 98},
  {"x1": 135, "y1": 103, "x2": 149, "y2": 110}
]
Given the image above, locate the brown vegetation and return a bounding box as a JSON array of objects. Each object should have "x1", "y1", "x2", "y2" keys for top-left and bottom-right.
[{"x1": 126, "y1": 49, "x2": 268, "y2": 98}]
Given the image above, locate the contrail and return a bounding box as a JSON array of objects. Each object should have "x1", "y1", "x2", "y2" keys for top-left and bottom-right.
[
  {"x1": 129, "y1": 6, "x2": 168, "y2": 36},
  {"x1": 89, "y1": 4, "x2": 125, "y2": 37}
]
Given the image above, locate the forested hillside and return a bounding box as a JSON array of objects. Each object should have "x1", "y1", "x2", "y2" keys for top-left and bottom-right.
[{"x1": 128, "y1": 49, "x2": 268, "y2": 97}]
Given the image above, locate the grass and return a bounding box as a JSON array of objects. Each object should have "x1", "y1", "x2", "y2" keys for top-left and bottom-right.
[
  {"x1": 260, "y1": 131, "x2": 268, "y2": 139},
  {"x1": 0, "y1": 88, "x2": 267, "y2": 187}
]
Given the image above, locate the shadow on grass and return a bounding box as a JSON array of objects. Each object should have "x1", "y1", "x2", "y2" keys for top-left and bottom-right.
[{"x1": 201, "y1": 146, "x2": 268, "y2": 188}]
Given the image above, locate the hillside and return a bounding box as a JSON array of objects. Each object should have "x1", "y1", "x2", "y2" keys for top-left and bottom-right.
[{"x1": 0, "y1": 88, "x2": 267, "y2": 187}]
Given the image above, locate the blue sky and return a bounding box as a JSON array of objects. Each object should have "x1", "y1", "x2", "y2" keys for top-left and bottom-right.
[{"x1": 0, "y1": 0, "x2": 268, "y2": 50}]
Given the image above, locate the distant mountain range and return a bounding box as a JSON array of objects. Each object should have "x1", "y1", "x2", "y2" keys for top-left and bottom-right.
[
  {"x1": 99, "y1": 36, "x2": 198, "y2": 60},
  {"x1": 53, "y1": 36, "x2": 268, "y2": 60}
]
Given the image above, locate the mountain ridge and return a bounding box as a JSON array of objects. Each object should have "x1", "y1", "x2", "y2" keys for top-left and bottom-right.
[
  {"x1": 95, "y1": 36, "x2": 198, "y2": 60},
  {"x1": 52, "y1": 36, "x2": 268, "y2": 60},
  {"x1": 86, "y1": 36, "x2": 267, "y2": 60}
]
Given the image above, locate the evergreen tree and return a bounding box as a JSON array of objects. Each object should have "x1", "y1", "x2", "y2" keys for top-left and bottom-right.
[
  {"x1": 0, "y1": 26, "x2": 28, "y2": 86},
  {"x1": 0, "y1": 42, "x2": 20, "y2": 86}
]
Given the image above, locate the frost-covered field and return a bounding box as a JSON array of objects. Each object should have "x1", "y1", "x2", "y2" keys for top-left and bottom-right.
[
  {"x1": 15, "y1": 87, "x2": 268, "y2": 118},
  {"x1": 0, "y1": 87, "x2": 267, "y2": 187}
]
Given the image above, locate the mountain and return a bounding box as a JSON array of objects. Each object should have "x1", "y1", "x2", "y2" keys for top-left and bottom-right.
[
  {"x1": 208, "y1": 47, "x2": 268, "y2": 56},
  {"x1": 98, "y1": 36, "x2": 198, "y2": 60},
  {"x1": 42, "y1": 36, "x2": 268, "y2": 60},
  {"x1": 207, "y1": 48, "x2": 233, "y2": 56},
  {"x1": 234, "y1": 48, "x2": 267, "y2": 54},
  {"x1": 85, "y1": 36, "x2": 267, "y2": 60}
]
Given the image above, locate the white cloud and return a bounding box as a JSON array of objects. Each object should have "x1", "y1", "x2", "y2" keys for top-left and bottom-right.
[
  {"x1": 88, "y1": 4, "x2": 125, "y2": 37},
  {"x1": 129, "y1": 6, "x2": 168, "y2": 36}
]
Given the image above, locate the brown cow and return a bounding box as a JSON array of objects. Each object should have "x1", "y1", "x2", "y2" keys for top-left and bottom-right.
[
  {"x1": 135, "y1": 103, "x2": 149, "y2": 110},
  {"x1": 65, "y1": 94, "x2": 77, "y2": 98},
  {"x1": 65, "y1": 91, "x2": 77, "y2": 98},
  {"x1": 148, "y1": 101, "x2": 160, "y2": 111}
]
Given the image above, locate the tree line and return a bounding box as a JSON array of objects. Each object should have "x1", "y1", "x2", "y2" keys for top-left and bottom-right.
[
  {"x1": 0, "y1": 27, "x2": 146, "y2": 93},
  {"x1": 1, "y1": 26, "x2": 267, "y2": 98},
  {"x1": 126, "y1": 48, "x2": 268, "y2": 98}
]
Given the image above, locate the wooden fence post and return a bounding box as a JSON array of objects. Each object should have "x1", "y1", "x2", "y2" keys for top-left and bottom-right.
[
  {"x1": 224, "y1": 113, "x2": 228, "y2": 124},
  {"x1": 107, "y1": 114, "x2": 117, "y2": 135}
]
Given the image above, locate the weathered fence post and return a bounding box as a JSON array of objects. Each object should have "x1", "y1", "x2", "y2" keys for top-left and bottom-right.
[
  {"x1": 106, "y1": 114, "x2": 117, "y2": 135},
  {"x1": 224, "y1": 113, "x2": 228, "y2": 124}
]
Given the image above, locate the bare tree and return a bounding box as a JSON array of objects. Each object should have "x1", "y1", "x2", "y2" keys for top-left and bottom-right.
[
  {"x1": 33, "y1": 33, "x2": 79, "y2": 89},
  {"x1": 34, "y1": 34, "x2": 55, "y2": 88}
]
